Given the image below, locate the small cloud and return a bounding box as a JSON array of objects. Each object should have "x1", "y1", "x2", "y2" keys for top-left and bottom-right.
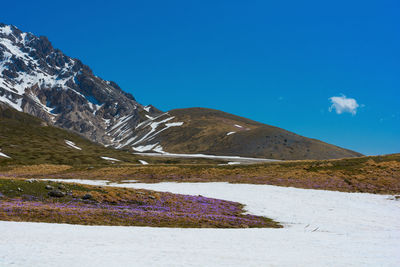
[{"x1": 329, "y1": 95, "x2": 360, "y2": 115}]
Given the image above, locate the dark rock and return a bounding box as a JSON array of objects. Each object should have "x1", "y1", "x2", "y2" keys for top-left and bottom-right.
[
  {"x1": 45, "y1": 185, "x2": 53, "y2": 190},
  {"x1": 82, "y1": 193, "x2": 93, "y2": 200},
  {"x1": 58, "y1": 184, "x2": 66, "y2": 190},
  {"x1": 48, "y1": 190, "x2": 65, "y2": 198}
]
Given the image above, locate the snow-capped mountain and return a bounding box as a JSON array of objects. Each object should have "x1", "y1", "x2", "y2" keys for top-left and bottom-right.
[{"x1": 0, "y1": 23, "x2": 185, "y2": 149}]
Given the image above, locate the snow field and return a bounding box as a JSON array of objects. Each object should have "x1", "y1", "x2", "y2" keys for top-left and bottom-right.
[{"x1": 3, "y1": 180, "x2": 398, "y2": 266}]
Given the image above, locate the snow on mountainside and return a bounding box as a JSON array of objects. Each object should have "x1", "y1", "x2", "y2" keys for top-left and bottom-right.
[{"x1": 0, "y1": 23, "x2": 187, "y2": 151}]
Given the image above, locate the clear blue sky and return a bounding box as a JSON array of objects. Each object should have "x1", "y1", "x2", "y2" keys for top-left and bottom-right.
[{"x1": 2, "y1": 0, "x2": 399, "y2": 155}]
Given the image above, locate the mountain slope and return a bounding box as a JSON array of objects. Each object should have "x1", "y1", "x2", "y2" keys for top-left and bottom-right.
[
  {"x1": 130, "y1": 108, "x2": 362, "y2": 160},
  {"x1": 0, "y1": 105, "x2": 230, "y2": 166},
  {"x1": 0, "y1": 104, "x2": 143, "y2": 165}
]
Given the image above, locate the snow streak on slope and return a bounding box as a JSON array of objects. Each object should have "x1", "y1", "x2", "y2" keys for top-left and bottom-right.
[
  {"x1": 64, "y1": 140, "x2": 82, "y2": 150},
  {"x1": 134, "y1": 151, "x2": 279, "y2": 163},
  {"x1": 123, "y1": 113, "x2": 184, "y2": 152},
  {"x1": 100, "y1": 156, "x2": 120, "y2": 162},
  {"x1": 0, "y1": 151, "x2": 10, "y2": 158}
]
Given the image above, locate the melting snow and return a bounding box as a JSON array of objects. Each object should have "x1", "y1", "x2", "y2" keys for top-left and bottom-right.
[
  {"x1": 139, "y1": 160, "x2": 149, "y2": 165},
  {"x1": 145, "y1": 114, "x2": 155, "y2": 120},
  {"x1": 234, "y1": 124, "x2": 243, "y2": 128},
  {"x1": 132, "y1": 117, "x2": 174, "y2": 146},
  {"x1": 165, "y1": 122, "x2": 184, "y2": 127},
  {"x1": 64, "y1": 140, "x2": 82, "y2": 150},
  {"x1": 0, "y1": 151, "x2": 10, "y2": 158},
  {"x1": 6, "y1": 180, "x2": 399, "y2": 266},
  {"x1": 132, "y1": 144, "x2": 158, "y2": 152},
  {"x1": 153, "y1": 145, "x2": 165, "y2": 153},
  {"x1": 134, "y1": 152, "x2": 279, "y2": 163},
  {"x1": 226, "y1": 131, "x2": 235, "y2": 136},
  {"x1": 100, "y1": 156, "x2": 120, "y2": 162}
]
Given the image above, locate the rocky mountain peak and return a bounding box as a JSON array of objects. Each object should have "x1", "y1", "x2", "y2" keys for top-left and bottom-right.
[{"x1": 0, "y1": 23, "x2": 167, "y2": 147}]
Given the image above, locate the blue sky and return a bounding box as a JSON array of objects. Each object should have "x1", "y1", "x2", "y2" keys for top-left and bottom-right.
[{"x1": 1, "y1": 0, "x2": 399, "y2": 155}]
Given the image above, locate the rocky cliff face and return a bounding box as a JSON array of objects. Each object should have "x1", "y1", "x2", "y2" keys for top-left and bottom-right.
[{"x1": 0, "y1": 23, "x2": 166, "y2": 147}]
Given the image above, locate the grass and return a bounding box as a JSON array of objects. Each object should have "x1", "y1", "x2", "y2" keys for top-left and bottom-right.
[{"x1": 0, "y1": 178, "x2": 281, "y2": 228}]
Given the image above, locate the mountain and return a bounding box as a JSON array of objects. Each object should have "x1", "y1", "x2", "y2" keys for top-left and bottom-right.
[
  {"x1": 0, "y1": 23, "x2": 165, "y2": 148},
  {"x1": 0, "y1": 23, "x2": 362, "y2": 160},
  {"x1": 131, "y1": 108, "x2": 362, "y2": 160}
]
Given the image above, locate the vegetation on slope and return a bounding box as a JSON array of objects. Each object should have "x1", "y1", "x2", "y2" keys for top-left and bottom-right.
[
  {"x1": 152, "y1": 108, "x2": 363, "y2": 160},
  {"x1": 0, "y1": 106, "x2": 224, "y2": 166}
]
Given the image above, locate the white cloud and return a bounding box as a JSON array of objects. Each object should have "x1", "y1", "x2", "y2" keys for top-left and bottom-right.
[{"x1": 329, "y1": 95, "x2": 360, "y2": 115}]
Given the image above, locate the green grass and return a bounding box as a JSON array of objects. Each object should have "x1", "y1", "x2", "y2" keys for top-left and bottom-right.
[{"x1": 0, "y1": 178, "x2": 103, "y2": 202}]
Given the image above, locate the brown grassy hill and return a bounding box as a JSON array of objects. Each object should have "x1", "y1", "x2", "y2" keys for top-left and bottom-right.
[{"x1": 150, "y1": 108, "x2": 362, "y2": 160}]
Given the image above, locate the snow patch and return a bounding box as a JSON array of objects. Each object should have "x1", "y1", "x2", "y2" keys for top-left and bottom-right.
[
  {"x1": 0, "y1": 25, "x2": 13, "y2": 35},
  {"x1": 132, "y1": 143, "x2": 158, "y2": 152},
  {"x1": 139, "y1": 160, "x2": 149, "y2": 165},
  {"x1": 165, "y1": 122, "x2": 184, "y2": 127},
  {"x1": 65, "y1": 140, "x2": 82, "y2": 150},
  {"x1": 145, "y1": 114, "x2": 155, "y2": 120},
  {"x1": 134, "y1": 152, "x2": 279, "y2": 163},
  {"x1": 226, "y1": 131, "x2": 236, "y2": 136},
  {"x1": 0, "y1": 151, "x2": 11, "y2": 158},
  {"x1": 100, "y1": 156, "x2": 120, "y2": 162},
  {"x1": 234, "y1": 124, "x2": 243, "y2": 128},
  {"x1": 152, "y1": 145, "x2": 165, "y2": 153}
]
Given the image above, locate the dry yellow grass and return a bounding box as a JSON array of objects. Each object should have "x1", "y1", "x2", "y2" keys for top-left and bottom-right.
[
  {"x1": 4, "y1": 164, "x2": 72, "y2": 176},
  {"x1": 2, "y1": 154, "x2": 399, "y2": 194}
]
